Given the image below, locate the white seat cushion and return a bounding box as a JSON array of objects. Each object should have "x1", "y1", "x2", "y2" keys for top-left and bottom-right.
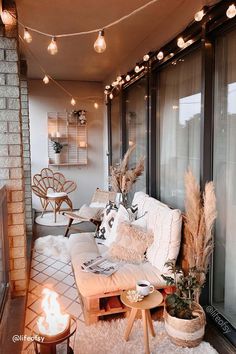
[
  {"x1": 68, "y1": 233, "x2": 166, "y2": 297},
  {"x1": 46, "y1": 191, "x2": 67, "y2": 198}
]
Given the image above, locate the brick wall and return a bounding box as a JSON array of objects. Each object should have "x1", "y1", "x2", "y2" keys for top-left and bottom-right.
[
  {"x1": 0, "y1": 4, "x2": 28, "y2": 296},
  {"x1": 20, "y1": 75, "x2": 33, "y2": 238}
]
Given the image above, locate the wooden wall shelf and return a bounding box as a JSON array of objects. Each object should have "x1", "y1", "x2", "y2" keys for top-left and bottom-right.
[{"x1": 47, "y1": 111, "x2": 88, "y2": 167}]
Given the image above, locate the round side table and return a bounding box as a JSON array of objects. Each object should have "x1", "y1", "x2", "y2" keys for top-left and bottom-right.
[{"x1": 121, "y1": 289, "x2": 163, "y2": 354}]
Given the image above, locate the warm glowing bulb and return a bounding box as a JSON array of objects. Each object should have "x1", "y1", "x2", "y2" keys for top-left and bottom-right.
[
  {"x1": 23, "y1": 28, "x2": 32, "y2": 43},
  {"x1": 126, "y1": 74, "x2": 131, "y2": 82},
  {"x1": 71, "y1": 98, "x2": 76, "y2": 106},
  {"x1": 143, "y1": 54, "x2": 149, "y2": 61},
  {"x1": 177, "y1": 37, "x2": 185, "y2": 48},
  {"x1": 48, "y1": 37, "x2": 58, "y2": 55},
  {"x1": 0, "y1": 9, "x2": 14, "y2": 25},
  {"x1": 43, "y1": 75, "x2": 49, "y2": 84},
  {"x1": 105, "y1": 85, "x2": 110, "y2": 90},
  {"x1": 170, "y1": 53, "x2": 174, "y2": 57},
  {"x1": 94, "y1": 102, "x2": 99, "y2": 109},
  {"x1": 135, "y1": 65, "x2": 140, "y2": 73},
  {"x1": 117, "y1": 76, "x2": 122, "y2": 82},
  {"x1": 194, "y1": 9, "x2": 204, "y2": 21},
  {"x1": 94, "y1": 29, "x2": 106, "y2": 53},
  {"x1": 226, "y1": 4, "x2": 236, "y2": 18},
  {"x1": 109, "y1": 93, "x2": 113, "y2": 99},
  {"x1": 157, "y1": 51, "x2": 164, "y2": 60}
]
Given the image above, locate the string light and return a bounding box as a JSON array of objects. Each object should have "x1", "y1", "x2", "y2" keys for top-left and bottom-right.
[
  {"x1": 157, "y1": 51, "x2": 164, "y2": 60},
  {"x1": 47, "y1": 37, "x2": 58, "y2": 55},
  {"x1": 71, "y1": 98, "x2": 76, "y2": 106},
  {"x1": 94, "y1": 102, "x2": 99, "y2": 109},
  {"x1": 23, "y1": 28, "x2": 32, "y2": 43},
  {"x1": 226, "y1": 4, "x2": 236, "y2": 18},
  {"x1": 126, "y1": 74, "x2": 131, "y2": 82},
  {"x1": 43, "y1": 75, "x2": 49, "y2": 84},
  {"x1": 0, "y1": 9, "x2": 14, "y2": 25},
  {"x1": 143, "y1": 54, "x2": 150, "y2": 61},
  {"x1": 105, "y1": 85, "x2": 110, "y2": 90},
  {"x1": 94, "y1": 29, "x2": 106, "y2": 53},
  {"x1": 194, "y1": 9, "x2": 205, "y2": 22},
  {"x1": 177, "y1": 37, "x2": 185, "y2": 48},
  {"x1": 134, "y1": 64, "x2": 140, "y2": 73},
  {"x1": 117, "y1": 75, "x2": 122, "y2": 82},
  {"x1": 109, "y1": 93, "x2": 113, "y2": 99}
]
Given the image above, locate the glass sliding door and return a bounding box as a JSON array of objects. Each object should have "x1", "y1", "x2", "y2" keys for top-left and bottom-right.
[
  {"x1": 158, "y1": 50, "x2": 202, "y2": 210},
  {"x1": 213, "y1": 30, "x2": 236, "y2": 328},
  {"x1": 125, "y1": 77, "x2": 148, "y2": 193},
  {"x1": 110, "y1": 95, "x2": 121, "y2": 166}
]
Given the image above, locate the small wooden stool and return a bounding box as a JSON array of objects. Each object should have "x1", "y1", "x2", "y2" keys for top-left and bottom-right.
[{"x1": 121, "y1": 290, "x2": 163, "y2": 354}]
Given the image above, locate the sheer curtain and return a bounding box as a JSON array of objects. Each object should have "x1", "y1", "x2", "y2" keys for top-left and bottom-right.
[
  {"x1": 126, "y1": 77, "x2": 147, "y2": 194},
  {"x1": 213, "y1": 31, "x2": 236, "y2": 327},
  {"x1": 158, "y1": 50, "x2": 202, "y2": 210}
]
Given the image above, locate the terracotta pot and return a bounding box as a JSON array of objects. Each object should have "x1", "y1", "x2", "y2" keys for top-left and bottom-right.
[{"x1": 164, "y1": 302, "x2": 206, "y2": 348}]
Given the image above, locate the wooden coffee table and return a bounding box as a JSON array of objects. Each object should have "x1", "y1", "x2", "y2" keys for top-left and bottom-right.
[{"x1": 121, "y1": 289, "x2": 163, "y2": 354}]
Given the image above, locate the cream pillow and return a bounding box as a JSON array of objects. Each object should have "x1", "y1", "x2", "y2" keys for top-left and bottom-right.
[
  {"x1": 77, "y1": 204, "x2": 103, "y2": 220},
  {"x1": 108, "y1": 222, "x2": 153, "y2": 264}
]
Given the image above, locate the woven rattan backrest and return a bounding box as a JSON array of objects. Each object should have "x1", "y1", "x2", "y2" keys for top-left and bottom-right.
[{"x1": 91, "y1": 188, "x2": 116, "y2": 204}]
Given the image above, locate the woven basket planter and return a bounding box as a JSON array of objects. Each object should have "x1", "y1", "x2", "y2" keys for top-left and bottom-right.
[{"x1": 164, "y1": 302, "x2": 206, "y2": 348}]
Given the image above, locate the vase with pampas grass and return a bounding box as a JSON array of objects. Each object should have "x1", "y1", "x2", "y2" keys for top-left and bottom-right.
[{"x1": 110, "y1": 144, "x2": 145, "y2": 208}]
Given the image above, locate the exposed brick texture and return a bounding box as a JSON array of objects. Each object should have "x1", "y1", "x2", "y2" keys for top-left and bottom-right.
[{"x1": 0, "y1": 6, "x2": 30, "y2": 296}]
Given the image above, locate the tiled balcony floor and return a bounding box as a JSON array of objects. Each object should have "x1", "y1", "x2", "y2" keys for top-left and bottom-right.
[{"x1": 22, "y1": 249, "x2": 84, "y2": 353}]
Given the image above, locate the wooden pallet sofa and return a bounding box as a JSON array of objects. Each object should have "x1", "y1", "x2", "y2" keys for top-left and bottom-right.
[{"x1": 68, "y1": 192, "x2": 183, "y2": 325}]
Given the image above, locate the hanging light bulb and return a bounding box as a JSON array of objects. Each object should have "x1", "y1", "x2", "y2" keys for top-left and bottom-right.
[
  {"x1": 43, "y1": 75, "x2": 49, "y2": 84},
  {"x1": 143, "y1": 54, "x2": 150, "y2": 61},
  {"x1": 157, "y1": 51, "x2": 164, "y2": 60},
  {"x1": 23, "y1": 28, "x2": 32, "y2": 43},
  {"x1": 194, "y1": 9, "x2": 205, "y2": 22},
  {"x1": 226, "y1": 4, "x2": 236, "y2": 18},
  {"x1": 71, "y1": 98, "x2": 76, "y2": 106},
  {"x1": 0, "y1": 9, "x2": 14, "y2": 25},
  {"x1": 94, "y1": 102, "x2": 99, "y2": 109},
  {"x1": 105, "y1": 85, "x2": 110, "y2": 90},
  {"x1": 117, "y1": 75, "x2": 122, "y2": 82},
  {"x1": 134, "y1": 64, "x2": 140, "y2": 73},
  {"x1": 126, "y1": 74, "x2": 131, "y2": 82},
  {"x1": 170, "y1": 53, "x2": 174, "y2": 57},
  {"x1": 94, "y1": 29, "x2": 106, "y2": 53},
  {"x1": 47, "y1": 37, "x2": 58, "y2": 55},
  {"x1": 109, "y1": 93, "x2": 113, "y2": 99},
  {"x1": 177, "y1": 37, "x2": 185, "y2": 48}
]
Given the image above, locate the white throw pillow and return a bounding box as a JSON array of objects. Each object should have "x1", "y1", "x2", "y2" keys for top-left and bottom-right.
[
  {"x1": 77, "y1": 204, "x2": 103, "y2": 220},
  {"x1": 90, "y1": 201, "x2": 107, "y2": 208},
  {"x1": 104, "y1": 204, "x2": 135, "y2": 247},
  {"x1": 132, "y1": 212, "x2": 148, "y2": 230},
  {"x1": 131, "y1": 191, "x2": 149, "y2": 218},
  {"x1": 146, "y1": 201, "x2": 182, "y2": 272}
]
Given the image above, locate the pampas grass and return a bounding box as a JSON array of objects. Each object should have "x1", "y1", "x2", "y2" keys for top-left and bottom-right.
[
  {"x1": 110, "y1": 144, "x2": 145, "y2": 194},
  {"x1": 184, "y1": 169, "x2": 217, "y2": 301}
]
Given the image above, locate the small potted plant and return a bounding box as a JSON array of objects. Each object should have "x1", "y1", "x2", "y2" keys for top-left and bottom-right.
[
  {"x1": 51, "y1": 140, "x2": 64, "y2": 164},
  {"x1": 162, "y1": 261, "x2": 205, "y2": 347}
]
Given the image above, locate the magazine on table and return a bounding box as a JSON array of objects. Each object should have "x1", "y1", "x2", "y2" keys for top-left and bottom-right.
[{"x1": 81, "y1": 255, "x2": 119, "y2": 276}]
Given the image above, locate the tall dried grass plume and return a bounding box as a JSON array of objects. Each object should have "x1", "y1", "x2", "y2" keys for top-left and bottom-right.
[{"x1": 184, "y1": 169, "x2": 217, "y2": 302}]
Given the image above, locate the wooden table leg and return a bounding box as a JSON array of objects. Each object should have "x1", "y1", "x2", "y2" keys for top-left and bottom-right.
[
  {"x1": 142, "y1": 310, "x2": 150, "y2": 354},
  {"x1": 124, "y1": 308, "x2": 138, "y2": 341},
  {"x1": 147, "y1": 310, "x2": 155, "y2": 337}
]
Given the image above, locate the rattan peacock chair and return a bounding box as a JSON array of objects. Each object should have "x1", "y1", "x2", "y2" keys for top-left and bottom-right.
[{"x1": 32, "y1": 168, "x2": 77, "y2": 222}]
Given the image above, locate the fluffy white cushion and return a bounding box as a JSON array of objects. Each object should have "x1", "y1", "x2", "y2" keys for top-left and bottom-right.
[
  {"x1": 77, "y1": 204, "x2": 103, "y2": 220},
  {"x1": 146, "y1": 198, "x2": 182, "y2": 272},
  {"x1": 104, "y1": 205, "x2": 135, "y2": 247}
]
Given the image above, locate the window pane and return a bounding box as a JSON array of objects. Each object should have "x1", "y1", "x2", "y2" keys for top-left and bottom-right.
[
  {"x1": 125, "y1": 77, "x2": 148, "y2": 193},
  {"x1": 111, "y1": 96, "x2": 121, "y2": 165},
  {"x1": 213, "y1": 31, "x2": 236, "y2": 328},
  {"x1": 158, "y1": 50, "x2": 202, "y2": 209}
]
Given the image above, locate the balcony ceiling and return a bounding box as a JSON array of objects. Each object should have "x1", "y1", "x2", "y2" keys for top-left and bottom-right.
[{"x1": 16, "y1": 0, "x2": 218, "y2": 82}]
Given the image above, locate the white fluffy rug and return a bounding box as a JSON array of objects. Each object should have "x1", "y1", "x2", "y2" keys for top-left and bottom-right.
[
  {"x1": 35, "y1": 212, "x2": 81, "y2": 227},
  {"x1": 34, "y1": 235, "x2": 70, "y2": 262},
  {"x1": 75, "y1": 319, "x2": 218, "y2": 354}
]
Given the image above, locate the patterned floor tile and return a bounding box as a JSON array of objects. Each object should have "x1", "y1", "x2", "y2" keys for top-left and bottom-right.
[
  {"x1": 42, "y1": 266, "x2": 57, "y2": 277},
  {"x1": 67, "y1": 301, "x2": 82, "y2": 318},
  {"x1": 61, "y1": 264, "x2": 72, "y2": 274},
  {"x1": 52, "y1": 270, "x2": 68, "y2": 281},
  {"x1": 54, "y1": 282, "x2": 70, "y2": 295},
  {"x1": 51, "y1": 260, "x2": 65, "y2": 270},
  {"x1": 42, "y1": 257, "x2": 56, "y2": 266},
  {"x1": 62, "y1": 275, "x2": 75, "y2": 286},
  {"x1": 64, "y1": 287, "x2": 78, "y2": 301},
  {"x1": 34, "y1": 254, "x2": 47, "y2": 262},
  {"x1": 33, "y1": 262, "x2": 48, "y2": 272},
  {"x1": 33, "y1": 272, "x2": 49, "y2": 283}
]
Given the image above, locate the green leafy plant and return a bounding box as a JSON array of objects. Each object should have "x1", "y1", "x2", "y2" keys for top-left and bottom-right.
[
  {"x1": 162, "y1": 260, "x2": 203, "y2": 320},
  {"x1": 51, "y1": 140, "x2": 64, "y2": 153}
]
